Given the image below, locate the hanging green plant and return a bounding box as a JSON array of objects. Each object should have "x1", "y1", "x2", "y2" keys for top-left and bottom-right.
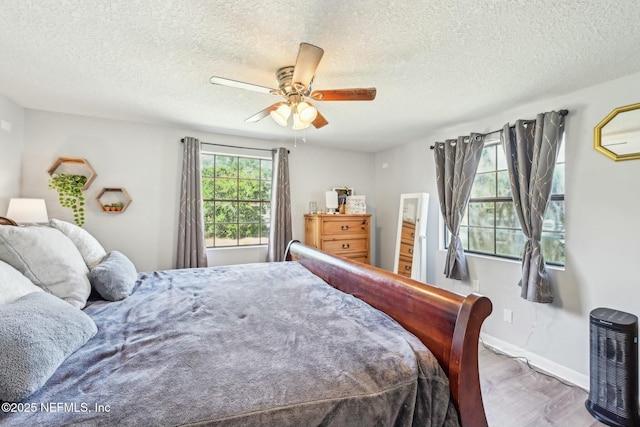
[{"x1": 48, "y1": 173, "x2": 87, "y2": 227}]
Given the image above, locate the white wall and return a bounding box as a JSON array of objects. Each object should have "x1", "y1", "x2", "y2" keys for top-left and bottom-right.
[
  {"x1": 0, "y1": 95, "x2": 24, "y2": 214},
  {"x1": 20, "y1": 110, "x2": 376, "y2": 272},
  {"x1": 375, "y1": 70, "x2": 640, "y2": 389},
  {"x1": 374, "y1": 140, "x2": 439, "y2": 276},
  {"x1": 288, "y1": 143, "x2": 377, "y2": 263}
]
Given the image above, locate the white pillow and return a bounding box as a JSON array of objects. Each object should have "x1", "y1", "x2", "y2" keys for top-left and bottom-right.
[
  {"x1": 49, "y1": 219, "x2": 107, "y2": 269},
  {"x1": 0, "y1": 226, "x2": 91, "y2": 309},
  {"x1": 0, "y1": 260, "x2": 43, "y2": 306}
]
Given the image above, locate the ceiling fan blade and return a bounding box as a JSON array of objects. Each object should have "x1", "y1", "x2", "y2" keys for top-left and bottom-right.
[
  {"x1": 310, "y1": 88, "x2": 377, "y2": 101},
  {"x1": 312, "y1": 111, "x2": 329, "y2": 129},
  {"x1": 210, "y1": 76, "x2": 281, "y2": 96},
  {"x1": 291, "y1": 43, "x2": 324, "y2": 92},
  {"x1": 245, "y1": 102, "x2": 285, "y2": 123}
]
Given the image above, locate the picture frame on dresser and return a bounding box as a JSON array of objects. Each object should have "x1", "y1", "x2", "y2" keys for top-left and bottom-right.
[
  {"x1": 332, "y1": 187, "x2": 354, "y2": 207},
  {"x1": 345, "y1": 195, "x2": 366, "y2": 214}
]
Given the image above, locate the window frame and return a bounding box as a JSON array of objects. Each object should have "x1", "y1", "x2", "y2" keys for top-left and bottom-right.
[
  {"x1": 200, "y1": 151, "x2": 273, "y2": 249},
  {"x1": 443, "y1": 132, "x2": 565, "y2": 267}
]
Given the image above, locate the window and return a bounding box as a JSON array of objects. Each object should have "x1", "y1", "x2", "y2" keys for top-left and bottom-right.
[
  {"x1": 201, "y1": 153, "x2": 272, "y2": 247},
  {"x1": 446, "y1": 132, "x2": 565, "y2": 265}
]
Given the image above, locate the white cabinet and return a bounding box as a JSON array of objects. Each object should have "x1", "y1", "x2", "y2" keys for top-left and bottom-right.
[{"x1": 393, "y1": 193, "x2": 429, "y2": 282}]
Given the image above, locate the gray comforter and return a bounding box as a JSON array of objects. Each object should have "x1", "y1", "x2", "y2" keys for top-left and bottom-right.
[{"x1": 0, "y1": 261, "x2": 459, "y2": 427}]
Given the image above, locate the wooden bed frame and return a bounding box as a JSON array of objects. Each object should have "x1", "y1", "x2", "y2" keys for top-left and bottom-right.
[
  {"x1": 0, "y1": 216, "x2": 18, "y2": 226},
  {"x1": 286, "y1": 241, "x2": 492, "y2": 427}
]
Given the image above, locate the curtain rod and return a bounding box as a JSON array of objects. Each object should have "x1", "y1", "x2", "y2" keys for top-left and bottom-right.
[
  {"x1": 180, "y1": 139, "x2": 289, "y2": 154},
  {"x1": 429, "y1": 109, "x2": 569, "y2": 150}
]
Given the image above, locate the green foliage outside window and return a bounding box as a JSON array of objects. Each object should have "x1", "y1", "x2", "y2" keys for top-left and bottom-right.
[
  {"x1": 448, "y1": 135, "x2": 565, "y2": 265},
  {"x1": 201, "y1": 153, "x2": 272, "y2": 247}
]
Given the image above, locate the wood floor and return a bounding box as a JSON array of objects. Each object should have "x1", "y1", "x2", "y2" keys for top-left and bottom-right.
[{"x1": 478, "y1": 344, "x2": 607, "y2": 427}]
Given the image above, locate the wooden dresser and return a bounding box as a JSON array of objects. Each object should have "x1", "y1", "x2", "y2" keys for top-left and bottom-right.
[{"x1": 304, "y1": 214, "x2": 371, "y2": 264}]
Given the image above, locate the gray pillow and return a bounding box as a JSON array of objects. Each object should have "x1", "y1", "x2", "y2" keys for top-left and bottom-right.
[
  {"x1": 49, "y1": 219, "x2": 107, "y2": 269},
  {"x1": 0, "y1": 260, "x2": 43, "y2": 306},
  {"x1": 0, "y1": 226, "x2": 91, "y2": 308},
  {"x1": 90, "y1": 251, "x2": 137, "y2": 301},
  {"x1": 0, "y1": 292, "x2": 97, "y2": 402}
]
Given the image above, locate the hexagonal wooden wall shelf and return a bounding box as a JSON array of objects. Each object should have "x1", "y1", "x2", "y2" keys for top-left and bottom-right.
[
  {"x1": 47, "y1": 157, "x2": 97, "y2": 191},
  {"x1": 96, "y1": 188, "x2": 132, "y2": 213}
]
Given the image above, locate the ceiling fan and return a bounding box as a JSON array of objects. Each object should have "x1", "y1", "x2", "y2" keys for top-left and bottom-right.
[{"x1": 209, "y1": 42, "x2": 376, "y2": 130}]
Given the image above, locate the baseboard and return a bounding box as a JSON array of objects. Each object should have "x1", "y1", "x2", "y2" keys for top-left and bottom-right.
[{"x1": 480, "y1": 333, "x2": 590, "y2": 391}]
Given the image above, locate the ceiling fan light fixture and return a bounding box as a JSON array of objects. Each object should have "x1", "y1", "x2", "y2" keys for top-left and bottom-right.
[
  {"x1": 292, "y1": 111, "x2": 311, "y2": 130},
  {"x1": 211, "y1": 42, "x2": 374, "y2": 132},
  {"x1": 297, "y1": 102, "x2": 318, "y2": 124},
  {"x1": 269, "y1": 103, "x2": 291, "y2": 126}
]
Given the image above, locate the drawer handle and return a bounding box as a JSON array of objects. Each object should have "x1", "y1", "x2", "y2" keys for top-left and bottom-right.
[
  {"x1": 341, "y1": 225, "x2": 350, "y2": 231},
  {"x1": 410, "y1": 232, "x2": 415, "y2": 237},
  {"x1": 408, "y1": 249, "x2": 413, "y2": 254},
  {"x1": 404, "y1": 265, "x2": 411, "y2": 271},
  {"x1": 342, "y1": 243, "x2": 350, "y2": 249}
]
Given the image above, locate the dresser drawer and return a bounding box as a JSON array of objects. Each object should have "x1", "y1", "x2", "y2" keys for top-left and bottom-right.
[
  {"x1": 322, "y1": 238, "x2": 368, "y2": 254},
  {"x1": 401, "y1": 221, "x2": 416, "y2": 244},
  {"x1": 399, "y1": 242, "x2": 414, "y2": 260},
  {"x1": 322, "y1": 218, "x2": 369, "y2": 236},
  {"x1": 343, "y1": 254, "x2": 369, "y2": 264},
  {"x1": 397, "y1": 259, "x2": 413, "y2": 277}
]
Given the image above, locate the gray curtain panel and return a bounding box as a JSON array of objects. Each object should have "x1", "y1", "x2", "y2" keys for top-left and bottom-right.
[
  {"x1": 502, "y1": 111, "x2": 565, "y2": 303},
  {"x1": 176, "y1": 137, "x2": 208, "y2": 269},
  {"x1": 267, "y1": 147, "x2": 292, "y2": 262},
  {"x1": 434, "y1": 134, "x2": 485, "y2": 280}
]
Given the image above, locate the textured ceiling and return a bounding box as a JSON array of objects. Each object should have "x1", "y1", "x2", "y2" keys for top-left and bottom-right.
[{"x1": 1, "y1": 1, "x2": 640, "y2": 152}]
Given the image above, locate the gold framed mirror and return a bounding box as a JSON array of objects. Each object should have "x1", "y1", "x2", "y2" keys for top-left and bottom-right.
[{"x1": 594, "y1": 102, "x2": 640, "y2": 161}]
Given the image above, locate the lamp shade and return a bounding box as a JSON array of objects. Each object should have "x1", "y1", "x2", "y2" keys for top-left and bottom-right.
[
  {"x1": 6, "y1": 198, "x2": 49, "y2": 224},
  {"x1": 325, "y1": 191, "x2": 338, "y2": 210}
]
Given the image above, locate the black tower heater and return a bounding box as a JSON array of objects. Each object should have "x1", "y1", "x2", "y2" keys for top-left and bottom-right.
[{"x1": 586, "y1": 308, "x2": 640, "y2": 427}]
